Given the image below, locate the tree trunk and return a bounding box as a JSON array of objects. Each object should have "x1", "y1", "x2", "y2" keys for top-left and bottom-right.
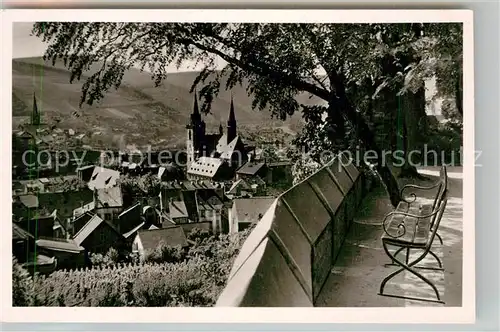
[
  {"x1": 399, "y1": 118, "x2": 421, "y2": 178},
  {"x1": 398, "y1": 87, "x2": 429, "y2": 179},
  {"x1": 455, "y1": 71, "x2": 463, "y2": 117},
  {"x1": 399, "y1": 93, "x2": 421, "y2": 179},
  {"x1": 329, "y1": 101, "x2": 402, "y2": 207}
]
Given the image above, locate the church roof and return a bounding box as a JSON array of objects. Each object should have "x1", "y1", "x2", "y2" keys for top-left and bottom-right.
[
  {"x1": 187, "y1": 157, "x2": 224, "y2": 178},
  {"x1": 216, "y1": 134, "x2": 229, "y2": 153},
  {"x1": 215, "y1": 135, "x2": 243, "y2": 160}
]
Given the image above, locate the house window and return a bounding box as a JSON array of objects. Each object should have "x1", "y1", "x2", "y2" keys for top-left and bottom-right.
[{"x1": 99, "y1": 230, "x2": 107, "y2": 243}]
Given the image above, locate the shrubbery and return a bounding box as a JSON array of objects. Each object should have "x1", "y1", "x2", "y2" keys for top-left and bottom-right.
[
  {"x1": 143, "y1": 243, "x2": 186, "y2": 264},
  {"x1": 12, "y1": 257, "x2": 35, "y2": 306},
  {"x1": 14, "y1": 227, "x2": 254, "y2": 307},
  {"x1": 89, "y1": 248, "x2": 120, "y2": 267}
]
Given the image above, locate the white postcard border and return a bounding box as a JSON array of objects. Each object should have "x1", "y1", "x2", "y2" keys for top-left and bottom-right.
[{"x1": 0, "y1": 8, "x2": 475, "y2": 324}]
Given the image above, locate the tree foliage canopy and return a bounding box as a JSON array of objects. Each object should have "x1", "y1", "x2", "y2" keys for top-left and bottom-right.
[
  {"x1": 32, "y1": 22, "x2": 459, "y2": 115},
  {"x1": 32, "y1": 22, "x2": 463, "y2": 206}
]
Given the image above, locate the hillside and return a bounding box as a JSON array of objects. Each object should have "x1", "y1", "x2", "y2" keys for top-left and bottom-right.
[{"x1": 12, "y1": 57, "x2": 313, "y2": 150}]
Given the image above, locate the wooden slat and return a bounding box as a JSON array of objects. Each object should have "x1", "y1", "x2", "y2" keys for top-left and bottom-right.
[{"x1": 382, "y1": 205, "x2": 432, "y2": 247}]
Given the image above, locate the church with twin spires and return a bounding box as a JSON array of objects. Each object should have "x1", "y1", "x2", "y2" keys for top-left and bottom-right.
[{"x1": 186, "y1": 93, "x2": 250, "y2": 181}]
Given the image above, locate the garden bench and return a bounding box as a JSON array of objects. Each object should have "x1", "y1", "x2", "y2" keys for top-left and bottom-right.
[
  {"x1": 398, "y1": 165, "x2": 448, "y2": 245},
  {"x1": 378, "y1": 166, "x2": 449, "y2": 304}
]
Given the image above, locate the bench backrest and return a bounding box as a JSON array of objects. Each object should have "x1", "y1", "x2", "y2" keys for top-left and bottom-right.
[
  {"x1": 431, "y1": 166, "x2": 448, "y2": 213},
  {"x1": 428, "y1": 194, "x2": 448, "y2": 247}
]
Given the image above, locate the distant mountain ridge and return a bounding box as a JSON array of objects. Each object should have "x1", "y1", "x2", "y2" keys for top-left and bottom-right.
[{"x1": 12, "y1": 57, "x2": 309, "y2": 150}]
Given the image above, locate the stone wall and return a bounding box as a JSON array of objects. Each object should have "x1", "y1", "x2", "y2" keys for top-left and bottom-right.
[{"x1": 216, "y1": 155, "x2": 365, "y2": 306}]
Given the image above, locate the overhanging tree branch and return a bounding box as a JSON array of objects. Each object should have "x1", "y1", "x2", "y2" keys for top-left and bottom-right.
[{"x1": 178, "y1": 37, "x2": 331, "y2": 101}]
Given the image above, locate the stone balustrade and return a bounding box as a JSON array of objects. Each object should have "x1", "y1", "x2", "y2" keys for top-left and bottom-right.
[{"x1": 216, "y1": 154, "x2": 365, "y2": 306}]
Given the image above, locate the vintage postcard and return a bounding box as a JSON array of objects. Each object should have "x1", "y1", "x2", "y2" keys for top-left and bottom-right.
[{"x1": 1, "y1": 9, "x2": 474, "y2": 324}]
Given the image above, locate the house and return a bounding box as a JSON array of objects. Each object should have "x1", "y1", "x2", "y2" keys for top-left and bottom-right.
[
  {"x1": 12, "y1": 181, "x2": 25, "y2": 196},
  {"x1": 87, "y1": 166, "x2": 121, "y2": 190},
  {"x1": 94, "y1": 186, "x2": 124, "y2": 227},
  {"x1": 12, "y1": 223, "x2": 35, "y2": 263},
  {"x1": 67, "y1": 212, "x2": 94, "y2": 236},
  {"x1": 119, "y1": 207, "x2": 160, "y2": 242},
  {"x1": 22, "y1": 253, "x2": 58, "y2": 275},
  {"x1": 143, "y1": 205, "x2": 159, "y2": 226},
  {"x1": 72, "y1": 213, "x2": 124, "y2": 254},
  {"x1": 181, "y1": 190, "x2": 201, "y2": 223},
  {"x1": 23, "y1": 179, "x2": 46, "y2": 193},
  {"x1": 118, "y1": 152, "x2": 143, "y2": 175},
  {"x1": 68, "y1": 150, "x2": 102, "y2": 172},
  {"x1": 52, "y1": 216, "x2": 67, "y2": 239},
  {"x1": 132, "y1": 226, "x2": 189, "y2": 261},
  {"x1": 16, "y1": 209, "x2": 61, "y2": 239},
  {"x1": 73, "y1": 201, "x2": 96, "y2": 219},
  {"x1": 235, "y1": 161, "x2": 267, "y2": 181},
  {"x1": 37, "y1": 188, "x2": 94, "y2": 223},
  {"x1": 117, "y1": 202, "x2": 143, "y2": 235},
  {"x1": 27, "y1": 175, "x2": 80, "y2": 193},
  {"x1": 157, "y1": 163, "x2": 184, "y2": 181},
  {"x1": 12, "y1": 194, "x2": 39, "y2": 220},
  {"x1": 76, "y1": 165, "x2": 96, "y2": 182},
  {"x1": 36, "y1": 238, "x2": 86, "y2": 269},
  {"x1": 197, "y1": 194, "x2": 226, "y2": 234},
  {"x1": 228, "y1": 196, "x2": 276, "y2": 234},
  {"x1": 187, "y1": 156, "x2": 233, "y2": 181},
  {"x1": 225, "y1": 179, "x2": 253, "y2": 199},
  {"x1": 168, "y1": 200, "x2": 190, "y2": 224},
  {"x1": 265, "y1": 161, "x2": 293, "y2": 186},
  {"x1": 156, "y1": 180, "x2": 229, "y2": 232},
  {"x1": 158, "y1": 180, "x2": 225, "y2": 210},
  {"x1": 122, "y1": 222, "x2": 146, "y2": 242},
  {"x1": 156, "y1": 208, "x2": 175, "y2": 228}
]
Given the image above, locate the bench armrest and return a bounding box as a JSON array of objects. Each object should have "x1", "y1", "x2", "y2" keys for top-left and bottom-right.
[
  {"x1": 382, "y1": 208, "x2": 440, "y2": 239},
  {"x1": 400, "y1": 182, "x2": 441, "y2": 204}
]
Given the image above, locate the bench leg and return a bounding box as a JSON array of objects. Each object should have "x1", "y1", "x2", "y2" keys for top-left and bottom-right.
[
  {"x1": 435, "y1": 231, "x2": 444, "y2": 245},
  {"x1": 428, "y1": 249, "x2": 443, "y2": 269},
  {"x1": 384, "y1": 246, "x2": 407, "y2": 267},
  {"x1": 384, "y1": 247, "x2": 443, "y2": 270},
  {"x1": 379, "y1": 241, "x2": 444, "y2": 304}
]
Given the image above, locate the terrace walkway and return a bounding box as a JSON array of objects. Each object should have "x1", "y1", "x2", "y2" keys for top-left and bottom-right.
[{"x1": 316, "y1": 166, "x2": 463, "y2": 307}]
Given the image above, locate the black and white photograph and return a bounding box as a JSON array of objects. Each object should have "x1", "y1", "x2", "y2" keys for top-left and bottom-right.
[{"x1": 2, "y1": 9, "x2": 474, "y2": 323}]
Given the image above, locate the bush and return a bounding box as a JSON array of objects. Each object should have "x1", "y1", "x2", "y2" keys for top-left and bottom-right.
[
  {"x1": 187, "y1": 228, "x2": 212, "y2": 243},
  {"x1": 144, "y1": 242, "x2": 186, "y2": 264},
  {"x1": 24, "y1": 227, "x2": 255, "y2": 307},
  {"x1": 89, "y1": 248, "x2": 120, "y2": 267},
  {"x1": 12, "y1": 257, "x2": 35, "y2": 306}
]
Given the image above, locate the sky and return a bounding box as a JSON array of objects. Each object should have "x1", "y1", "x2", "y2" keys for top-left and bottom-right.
[
  {"x1": 12, "y1": 22, "x2": 225, "y2": 73},
  {"x1": 12, "y1": 22, "x2": 48, "y2": 59}
]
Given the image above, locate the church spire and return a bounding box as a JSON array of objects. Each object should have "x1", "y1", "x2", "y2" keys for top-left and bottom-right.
[
  {"x1": 228, "y1": 93, "x2": 236, "y2": 122},
  {"x1": 189, "y1": 90, "x2": 202, "y2": 126},
  {"x1": 193, "y1": 89, "x2": 200, "y2": 115},
  {"x1": 31, "y1": 93, "x2": 40, "y2": 126},
  {"x1": 227, "y1": 93, "x2": 237, "y2": 143}
]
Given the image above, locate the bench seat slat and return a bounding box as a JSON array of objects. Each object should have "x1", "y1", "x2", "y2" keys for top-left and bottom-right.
[{"x1": 381, "y1": 204, "x2": 432, "y2": 248}]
